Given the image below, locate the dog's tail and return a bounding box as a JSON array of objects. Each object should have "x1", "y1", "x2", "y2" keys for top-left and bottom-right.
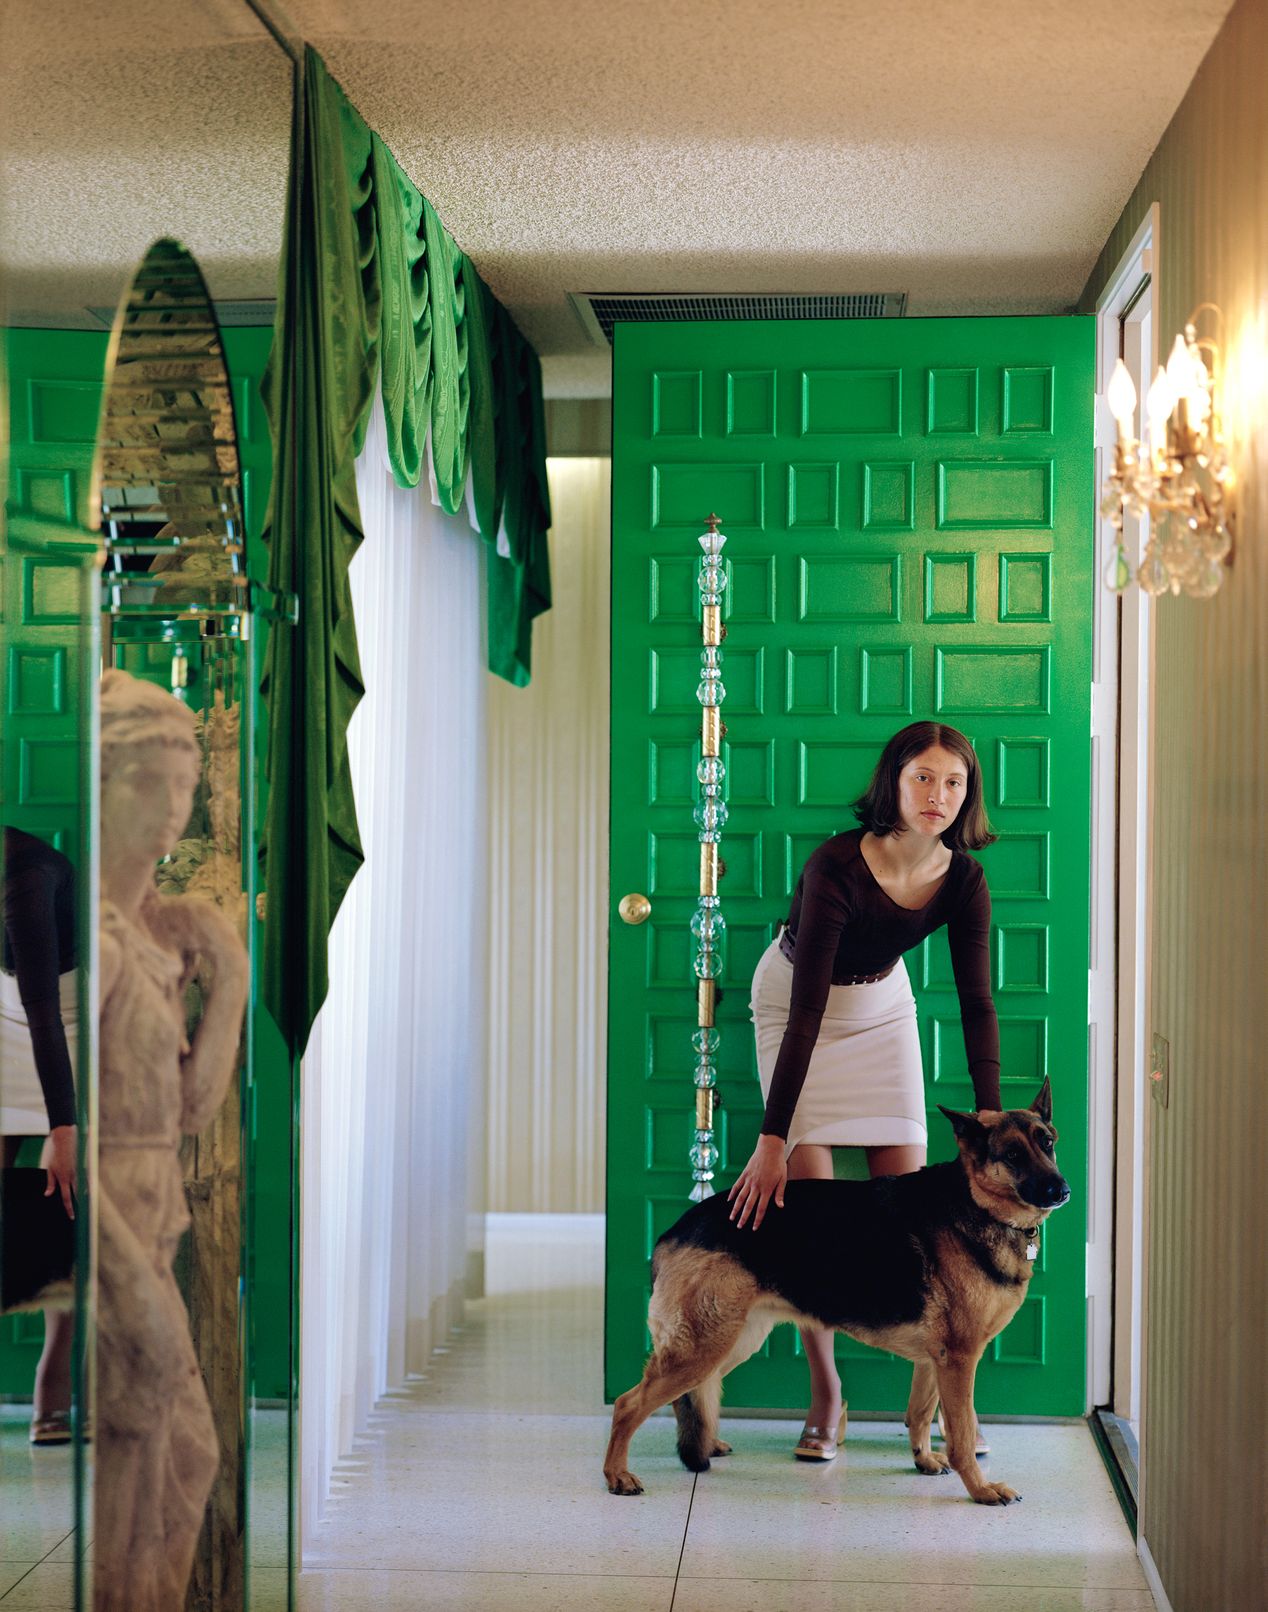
[{"x1": 673, "y1": 1372, "x2": 722, "y2": 1472}]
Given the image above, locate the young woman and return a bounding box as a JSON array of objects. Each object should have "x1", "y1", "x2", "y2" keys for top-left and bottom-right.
[{"x1": 727, "y1": 720, "x2": 1002, "y2": 1459}]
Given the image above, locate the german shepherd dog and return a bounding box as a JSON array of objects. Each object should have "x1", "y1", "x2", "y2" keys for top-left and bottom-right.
[{"x1": 604, "y1": 1080, "x2": 1069, "y2": 1506}]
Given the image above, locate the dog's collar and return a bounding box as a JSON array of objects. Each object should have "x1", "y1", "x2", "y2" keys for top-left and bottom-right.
[{"x1": 1016, "y1": 1223, "x2": 1040, "y2": 1261}]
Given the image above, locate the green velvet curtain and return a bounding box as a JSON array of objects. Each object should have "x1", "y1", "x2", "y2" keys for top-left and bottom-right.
[{"x1": 260, "y1": 47, "x2": 552, "y2": 1056}]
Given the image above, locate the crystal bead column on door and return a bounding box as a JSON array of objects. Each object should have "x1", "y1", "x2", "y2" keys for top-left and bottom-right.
[{"x1": 689, "y1": 513, "x2": 728, "y2": 1201}]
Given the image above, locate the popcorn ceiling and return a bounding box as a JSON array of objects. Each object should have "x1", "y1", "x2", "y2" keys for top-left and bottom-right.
[
  {"x1": 1, "y1": 0, "x2": 1235, "y2": 396},
  {"x1": 0, "y1": 2, "x2": 291, "y2": 322}
]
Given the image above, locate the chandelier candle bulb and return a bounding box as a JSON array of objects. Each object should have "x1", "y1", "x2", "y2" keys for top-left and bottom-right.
[
  {"x1": 1146, "y1": 366, "x2": 1174, "y2": 462},
  {"x1": 1166, "y1": 332, "x2": 1197, "y2": 400},
  {"x1": 1107, "y1": 358, "x2": 1138, "y2": 442},
  {"x1": 1186, "y1": 354, "x2": 1211, "y2": 430},
  {"x1": 1145, "y1": 367, "x2": 1167, "y2": 419}
]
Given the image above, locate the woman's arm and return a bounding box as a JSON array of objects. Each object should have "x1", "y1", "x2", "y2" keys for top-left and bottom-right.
[
  {"x1": 760, "y1": 854, "x2": 851, "y2": 1138},
  {"x1": 729, "y1": 851, "x2": 850, "y2": 1228},
  {"x1": 5, "y1": 859, "x2": 81, "y2": 1215},
  {"x1": 3, "y1": 860, "x2": 76, "y2": 1130},
  {"x1": 946, "y1": 863, "x2": 1002, "y2": 1111}
]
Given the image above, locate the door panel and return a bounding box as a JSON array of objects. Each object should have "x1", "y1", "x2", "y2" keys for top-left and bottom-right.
[{"x1": 608, "y1": 317, "x2": 1094, "y2": 1415}]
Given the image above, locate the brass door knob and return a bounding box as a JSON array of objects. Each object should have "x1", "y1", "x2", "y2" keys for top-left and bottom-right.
[{"x1": 618, "y1": 893, "x2": 652, "y2": 925}]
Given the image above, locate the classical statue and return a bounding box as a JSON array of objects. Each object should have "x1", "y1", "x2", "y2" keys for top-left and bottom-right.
[{"x1": 94, "y1": 669, "x2": 248, "y2": 1612}]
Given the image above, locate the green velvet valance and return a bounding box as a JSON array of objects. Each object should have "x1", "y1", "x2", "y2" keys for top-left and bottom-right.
[{"x1": 260, "y1": 47, "x2": 552, "y2": 1057}]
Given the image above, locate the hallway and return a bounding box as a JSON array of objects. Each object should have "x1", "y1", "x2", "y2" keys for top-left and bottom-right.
[{"x1": 263, "y1": 1220, "x2": 1153, "y2": 1612}]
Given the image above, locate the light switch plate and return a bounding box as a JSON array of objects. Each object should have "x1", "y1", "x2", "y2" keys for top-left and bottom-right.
[{"x1": 1150, "y1": 1032, "x2": 1170, "y2": 1108}]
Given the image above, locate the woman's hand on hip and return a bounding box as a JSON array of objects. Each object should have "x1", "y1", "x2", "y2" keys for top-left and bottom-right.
[{"x1": 728, "y1": 1134, "x2": 787, "y2": 1230}]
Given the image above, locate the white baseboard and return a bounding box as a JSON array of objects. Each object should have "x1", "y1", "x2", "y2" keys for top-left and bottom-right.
[
  {"x1": 1138, "y1": 1533, "x2": 1174, "y2": 1612},
  {"x1": 482, "y1": 1213, "x2": 605, "y2": 1296}
]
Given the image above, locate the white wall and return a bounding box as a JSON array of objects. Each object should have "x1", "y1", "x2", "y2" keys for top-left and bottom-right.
[
  {"x1": 484, "y1": 459, "x2": 611, "y2": 1213},
  {"x1": 1082, "y1": 2, "x2": 1268, "y2": 1602}
]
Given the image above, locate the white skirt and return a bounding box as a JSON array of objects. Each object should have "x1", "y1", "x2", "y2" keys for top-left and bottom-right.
[
  {"x1": 0, "y1": 968, "x2": 79, "y2": 1135},
  {"x1": 750, "y1": 937, "x2": 926, "y2": 1156}
]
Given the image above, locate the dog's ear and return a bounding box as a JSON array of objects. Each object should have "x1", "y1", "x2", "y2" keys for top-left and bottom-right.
[
  {"x1": 1029, "y1": 1077, "x2": 1053, "y2": 1125},
  {"x1": 938, "y1": 1105, "x2": 988, "y2": 1155}
]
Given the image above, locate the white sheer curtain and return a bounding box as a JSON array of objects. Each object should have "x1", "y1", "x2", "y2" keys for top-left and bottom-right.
[{"x1": 299, "y1": 395, "x2": 487, "y2": 1539}]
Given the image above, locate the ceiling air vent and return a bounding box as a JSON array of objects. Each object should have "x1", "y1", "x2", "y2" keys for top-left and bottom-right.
[
  {"x1": 87, "y1": 298, "x2": 278, "y2": 330},
  {"x1": 568, "y1": 291, "x2": 906, "y2": 347}
]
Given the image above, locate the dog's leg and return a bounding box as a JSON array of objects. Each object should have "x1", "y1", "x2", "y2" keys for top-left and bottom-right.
[
  {"x1": 607, "y1": 1250, "x2": 763, "y2": 1494},
  {"x1": 674, "y1": 1375, "x2": 725, "y2": 1464},
  {"x1": 935, "y1": 1351, "x2": 1019, "y2": 1505},
  {"x1": 605, "y1": 1341, "x2": 736, "y2": 1495},
  {"x1": 906, "y1": 1359, "x2": 948, "y2": 1476},
  {"x1": 681, "y1": 1310, "x2": 776, "y2": 1461}
]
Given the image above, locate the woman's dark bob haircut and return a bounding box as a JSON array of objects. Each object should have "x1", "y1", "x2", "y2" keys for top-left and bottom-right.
[{"x1": 851, "y1": 721, "x2": 996, "y2": 851}]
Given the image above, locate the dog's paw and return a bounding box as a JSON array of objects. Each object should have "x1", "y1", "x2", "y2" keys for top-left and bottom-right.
[
  {"x1": 971, "y1": 1481, "x2": 1021, "y2": 1505},
  {"x1": 913, "y1": 1449, "x2": 951, "y2": 1475},
  {"x1": 606, "y1": 1471, "x2": 645, "y2": 1496},
  {"x1": 710, "y1": 1439, "x2": 732, "y2": 1457}
]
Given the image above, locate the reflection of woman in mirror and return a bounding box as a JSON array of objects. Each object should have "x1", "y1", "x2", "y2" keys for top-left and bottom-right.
[
  {"x1": 95, "y1": 670, "x2": 248, "y2": 1612},
  {"x1": 728, "y1": 721, "x2": 1001, "y2": 1459},
  {"x1": 2, "y1": 824, "x2": 79, "y2": 1443}
]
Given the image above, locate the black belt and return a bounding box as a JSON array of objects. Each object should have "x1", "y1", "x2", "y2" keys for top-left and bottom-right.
[{"x1": 777, "y1": 927, "x2": 896, "y2": 985}]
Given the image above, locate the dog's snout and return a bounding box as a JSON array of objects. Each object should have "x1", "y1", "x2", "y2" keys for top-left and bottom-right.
[{"x1": 1021, "y1": 1172, "x2": 1070, "y2": 1210}]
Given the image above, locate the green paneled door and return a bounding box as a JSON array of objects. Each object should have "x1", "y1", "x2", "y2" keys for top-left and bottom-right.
[
  {"x1": 3, "y1": 330, "x2": 105, "y2": 844},
  {"x1": 608, "y1": 317, "x2": 1094, "y2": 1417}
]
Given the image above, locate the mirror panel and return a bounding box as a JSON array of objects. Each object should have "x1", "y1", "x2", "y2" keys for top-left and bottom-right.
[
  {"x1": 93, "y1": 235, "x2": 256, "y2": 1612},
  {"x1": 1, "y1": 6, "x2": 295, "y2": 1607}
]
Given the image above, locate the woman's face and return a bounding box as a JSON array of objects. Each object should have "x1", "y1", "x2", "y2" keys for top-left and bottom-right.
[
  {"x1": 895, "y1": 744, "x2": 969, "y2": 838},
  {"x1": 102, "y1": 744, "x2": 201, "y2": 863}
]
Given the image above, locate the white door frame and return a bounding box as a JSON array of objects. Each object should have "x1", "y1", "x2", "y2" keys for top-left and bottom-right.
[{"x1": 1088, "y1": 205, "x2": 1158, "y2": 1438}]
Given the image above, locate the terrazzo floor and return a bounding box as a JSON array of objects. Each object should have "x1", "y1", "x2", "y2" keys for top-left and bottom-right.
[
  {"x1": 1, "y1": 1221, "x2": 1153, "y2": 1609},
  {"x1": 0, "y1": 1405, "x2": 81, "y2": 1609},
  {"x1": 0, "y1": 1398, "x2": 285, "y2": 1606},
  {"x1": 260, "y1": 1218, "x2": 1155, "y2": 1612}
]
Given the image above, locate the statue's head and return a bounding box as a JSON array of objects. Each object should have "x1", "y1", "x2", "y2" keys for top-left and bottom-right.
[{"x1": 100, "y1": 670, "x2": 201, "y2": 862}]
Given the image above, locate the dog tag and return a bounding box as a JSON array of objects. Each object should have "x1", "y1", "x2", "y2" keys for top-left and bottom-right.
[{"x1": 1025, "y1": 1240, "x2": 1039, "y2": 1261}]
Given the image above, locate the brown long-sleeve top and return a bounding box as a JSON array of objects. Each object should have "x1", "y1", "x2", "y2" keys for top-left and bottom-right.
[
  {"x1": 762, "y1": 828, "x2": 1001, "y2": 1139},
  {"x1": 2, "y1": 827, "x2": 77, "y2": 1130}
]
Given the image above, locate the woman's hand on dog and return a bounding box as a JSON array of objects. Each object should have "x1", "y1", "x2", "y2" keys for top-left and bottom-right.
[{"x1": 728, "y1": 1135, "x2": 788, "y2": 1229}]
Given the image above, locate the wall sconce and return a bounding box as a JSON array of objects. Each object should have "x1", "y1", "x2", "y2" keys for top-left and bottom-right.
[{"x1": 1101, "y1": 304, "x2": 1235, "y2": 598}]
